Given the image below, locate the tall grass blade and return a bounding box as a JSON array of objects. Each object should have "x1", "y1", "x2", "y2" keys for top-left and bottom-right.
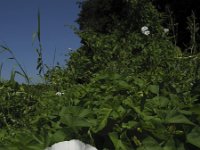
[
  {"x1": 37, "y1": 9, "x2": 41, "y2": 43},
  {"x1": 0, "y1": 63, "x2": 3, "y2": 81},
  {"x1": 0, "y1": 44, "x2": 10, "y2": 51},
  {"x1": 34, "y1": 9, "x2": 45, "y2": 77},
  {"x1": 0, "y1": 45, "x2": 30, "y2": 84},
  {"x1": 187, "y1": 11, "x2": 199, "y2": 54},
  {"x1": 52, "y1": 48, "x2": 57, "y2": 68},
  {"x1": 9, "y1": 68, "x2": 16, "y2": 83},
  {"x1": 15, "y1": 71, "x2": 27, "y2": 81},
  {"x1": 32, "y1": 32, "x2": 37, "y2": 46}
]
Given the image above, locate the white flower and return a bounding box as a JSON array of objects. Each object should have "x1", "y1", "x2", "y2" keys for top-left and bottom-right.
[
  {"x1": 141, "y1": 26, "x2": 148, "y2": 32},
  {"x1": 143, "y1": 30, "x2": 150, "y2": 35},
  {"x1": 56, "y1": 92, "x2": 64, "y2": 96},
  {"x1": 141, "y1": 26, "x2": 150, "y2": 35},
  {"x1": 164, "y1": 28, "x2": 169, "y2": 33},
  {"x1": 45, "y1": 139, "x2": 97, "y2": 150}
]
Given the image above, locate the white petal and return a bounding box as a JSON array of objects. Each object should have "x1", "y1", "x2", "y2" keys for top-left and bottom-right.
[
  {"x1": 69, "y1": 140, "x2": 86, "y2": 150},
  {"x1": 56, "y1": 92, "x2": 62, "y2": 96},
  {"x1": 164, "y1": 28, "x2": 169, "y2": 33},
  {"x1": 85, "y1": 144, "x2": 98, "y2": 150},
  {"x1": 144, "y1": 30, "x2": 150, "y2": 35},
  {"x1": 46, "y1": 140, "x2": 97, "y2": 150},
  {"x1": 51, "y1": 141, "x2": 69, "y2": 150},
  {"x1": 141, "y1": 26, "x2": 148, "y2": 32}
]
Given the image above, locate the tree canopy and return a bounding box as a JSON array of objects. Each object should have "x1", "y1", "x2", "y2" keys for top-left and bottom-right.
[
  {"x1": 77, "y1": 0, "x2": 200, "y2": 51},
  {"x1": 77, "y1": 0, "x2": 162, "y2": 34}
]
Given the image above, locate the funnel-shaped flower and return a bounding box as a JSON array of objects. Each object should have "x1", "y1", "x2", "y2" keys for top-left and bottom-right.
[
  {"x1": 141, "y1": 26, "x2": 150, "y2": 35},
  {"x1": 45, "y1": 139, "x2": 97, "y2": 150}
]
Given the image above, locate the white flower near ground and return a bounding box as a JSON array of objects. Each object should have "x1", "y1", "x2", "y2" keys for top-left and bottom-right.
[
  {"x1": 164, "y1": 28, "x2": 169, "y2": 33},
  {"x1": 141, "y1": 26, "x2": 148, "y2": 32},
  {"x1": 45, "y1": 139, "x2": 97, "y2": 150},
  {"x1": 141, "y1": 26, "x2": 150, "y2": 35},
  {"x1": 55, "y1": 92, "x2": 64, "y2": 96},
  {"x1": 143, "y1": 30, "x2": 150, "y2": 35}
]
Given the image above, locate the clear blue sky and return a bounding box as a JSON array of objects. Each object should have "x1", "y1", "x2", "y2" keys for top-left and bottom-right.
[{"x1": 0, "y1": 0, "x2": 81, "y2": 83}]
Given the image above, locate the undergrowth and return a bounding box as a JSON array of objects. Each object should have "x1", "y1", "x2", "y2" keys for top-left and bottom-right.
[{"x1": 0, "y1": 0, "x2": 200, "y2": 149}]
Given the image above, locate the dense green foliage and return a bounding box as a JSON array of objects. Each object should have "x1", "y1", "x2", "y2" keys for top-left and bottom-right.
[{"x1": 0, "y1": 0, "x2": 200, "y2": 149}]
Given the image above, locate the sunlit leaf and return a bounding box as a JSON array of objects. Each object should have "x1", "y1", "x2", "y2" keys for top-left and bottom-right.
[{"x1": 122, "y1": 121, "x2": 138, "y2": 129}]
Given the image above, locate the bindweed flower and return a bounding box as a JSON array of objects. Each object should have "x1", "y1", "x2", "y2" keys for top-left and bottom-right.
[
  {"x1": 56, "y1": 92, "x2": 64, "y2": 96},
  {"x1": 143, "y1": 30, "x2": 150, "y2": 35},
  {"x1": 141, "y1": 26, "x2": 148, "y2": 32},
  {"x1": 141, "y1": 26, "x2": 150, "y2": 36},
  {"x1": 164, "y1": 28, "x2": 169, "y2": 33},
  {"x1": 45, "y1": 139, "x2": 97, "y2": 150}
]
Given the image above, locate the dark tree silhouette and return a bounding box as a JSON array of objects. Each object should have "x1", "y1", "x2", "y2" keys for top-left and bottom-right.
[
  {"x1": 77, "y1": 0, "x2": 162, "y2": 35},
  {"x1": 77, "y1": 0, "x2": 128, "y2": 33},
  {"x1": 152, "y1": 0, "x2": 200, "y2": 50}
]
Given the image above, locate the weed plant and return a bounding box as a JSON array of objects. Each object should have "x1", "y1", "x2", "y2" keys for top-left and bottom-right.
[{"x1": 0, "y1": 0, "x2": 200, "y2": 149}]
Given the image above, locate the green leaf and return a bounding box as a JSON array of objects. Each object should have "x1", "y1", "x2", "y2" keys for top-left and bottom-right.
[
  {"x1": 134, "y1": 78, "x2": 145, "y2": 88},
  {"x1": 176, "y1": 141, "x2": 185, "y2": 150},
  {"x1": 122, "y1": 121, "x2": 139, "y2": 129},
  {"x1": 148, "y1": 85, "x2": 159, "y2": 94},
  {"x1": 50, "y1": 130, "x2": 66, "y2": 144},
  {"x1": 163, "y1": 137, "x2": 176, "y2": 150},
  {"x1": 60, "y1": 106, "x2": 93, "y2": 128},
  {"x1": 146, "y1": 96, "x2": 169, "y2": 108},
  {"x1": 165, "y1": 111, "x2": 195, "y2": 125},
  {"x1": 117, "y1": 80, "x2": 131, "y2": 90},
  {"x1": 186, "y1": 127, "x2": 200, "y2": 148},
  {"x1": 159, "y1": 96, "x2": 169, "y2": 107},
  {"x1": 92, "y1": 108, "x2": 112, "y2": 133},
  {"x1": 190, "y1": 104, "x2": 200, "y2": 115},
  {"x1": 61, "y1": 114, "x2": 92, "y2": 128},
  {"x1": 137, "y1": 136, "x2": 162, "y2": 150},
  {"x1": 109, "y1": 132, "x2": 128, "y2": 150},
  {"x1": 78, "y1": 108, "x2": 91, "y2": 118}
]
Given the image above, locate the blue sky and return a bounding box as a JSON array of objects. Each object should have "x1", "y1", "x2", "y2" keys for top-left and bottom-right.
[{"x1": 0, "y1": 0, "x2": 81, "y2": 83}]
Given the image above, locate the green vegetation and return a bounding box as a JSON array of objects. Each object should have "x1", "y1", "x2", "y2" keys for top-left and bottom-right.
[{"x1": 0, "y1": 0, "x2": 200, "y2": 149}]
